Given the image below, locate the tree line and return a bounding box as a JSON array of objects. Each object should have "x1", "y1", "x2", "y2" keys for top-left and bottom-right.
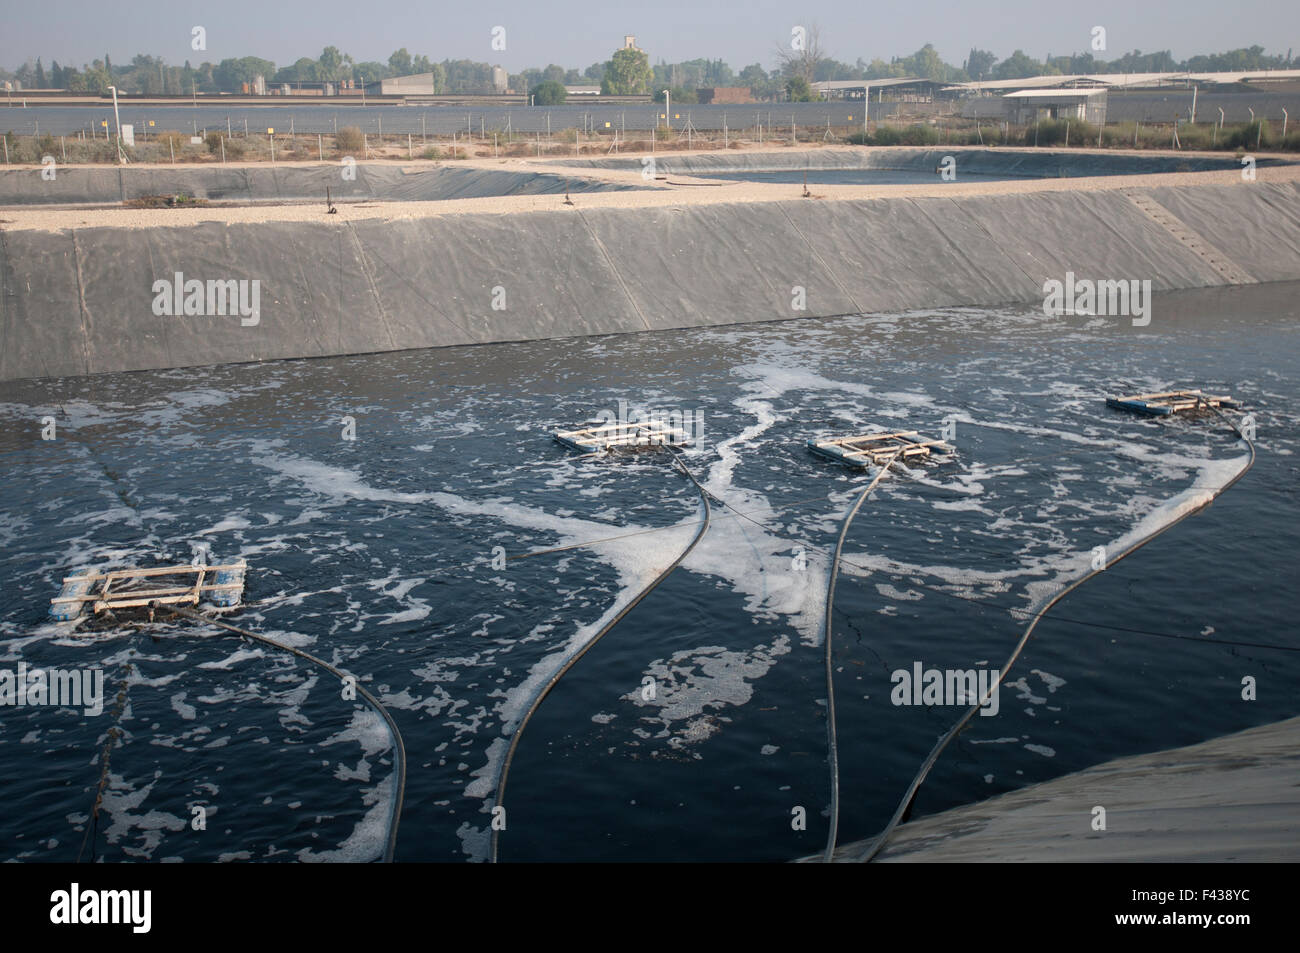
[{"x1": 2, "y1": 41, "x2": 1292, "y2": 99}]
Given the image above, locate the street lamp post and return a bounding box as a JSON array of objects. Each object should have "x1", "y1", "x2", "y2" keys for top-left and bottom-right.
[
  {"x1": 108, "y1": 85, "x2": 125, "y2": 164},
  {"x1": 664, "y1": 90, "x2": 670, "y2": 131}
]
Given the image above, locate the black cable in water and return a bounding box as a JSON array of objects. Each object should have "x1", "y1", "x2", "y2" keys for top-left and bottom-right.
[
  {"x1": 164, "y1": 604, "x2": 406, "y2": 864},
  {"x1": 821, "y1": 444, "x2": 905, "y2": 864},
  {"x1": 855, "y1": 413, "x2": 1255, "y2": 863},
  {"x1": 490, "y1": 445, "x2": 712, "y2": 863}
]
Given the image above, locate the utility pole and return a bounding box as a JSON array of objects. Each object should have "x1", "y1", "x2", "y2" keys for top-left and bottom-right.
[
  {"x1": 664, "y1": 90, "x2": 671, "y2": 130},
  {"x1": 108, "y1": 85, "x2": 125, "y2": 164}
]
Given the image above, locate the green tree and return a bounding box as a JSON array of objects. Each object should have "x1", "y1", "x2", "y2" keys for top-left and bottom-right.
[
  {"x1": 785, "y1": 75, "x2": 817, "y2": 101},
  {"x1": 213, "y1": 56, "x2": 276, "y2": 92},
  {"x1": 531, "y1": 79, "x2": 566, "y2": 104},
  {"x1": 352, "y1": 61, "x2": 389, "y2": 84},
  {"x1": 966, "y1": 48, "x2": 996, "y2": 81},
  {"x1": 388, "y1": 48, "x2": 412, "y2": 75},
  {"x1": 274, "y1": 57, "x2": 320, "y2": 85},
  {"x1": 898, "y1": 44, "x2": 953, "y2": 81},
  {"x1": 993, "y1": 50, "x2": 1043, "y2": 79},
  {"x1": 317, "y1": 46, "x2": 348, "y2": 82},
  {"x1": 601, "y1": 46, "x2": 652, "y2": 95}
]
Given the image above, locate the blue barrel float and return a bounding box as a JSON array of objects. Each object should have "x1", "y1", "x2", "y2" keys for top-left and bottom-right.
[
  {"x1": 209, "y1": 559, "x2": 247, "y2": 608},
  {"x1": 49, "y1": 568, "x2": 95, "y2": 621}
]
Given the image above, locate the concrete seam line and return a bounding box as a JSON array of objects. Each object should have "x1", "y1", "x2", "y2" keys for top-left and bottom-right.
[
  {"x1": 575, "y1": 207, "x2": 652, "y2": 331},
  {"x1": 349, "y1": 221, "x2": 481, "y2": 344},
  {"x1": 775, "y1": 202, "x2": 864, "y2": 316},
  {"x1": 905, "y1": 197, "x2": 1012, "y2": 302},
  {"x1": 70, "y1": 229, "x2": 93, "y2": 377},
  {"x1": 143, "y1": 231, "x2": 176, "y2": 371},
  {"x1": 344, "y1": 222, "x2": 400, "y2": 351},
  {"x1": 950, "y1": 195, "x2": 1042, "y2": 289}
]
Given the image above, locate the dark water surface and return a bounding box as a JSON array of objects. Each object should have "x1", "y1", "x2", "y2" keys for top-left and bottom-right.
[{"x1": 1, "y1": 281, "x2": 1296, "y2": 862}]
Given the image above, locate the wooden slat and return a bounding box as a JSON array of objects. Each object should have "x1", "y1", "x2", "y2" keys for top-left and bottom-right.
[
  {"x1": 60, "y1": 563, "x2": 245, "y2": 585},
  {"x1": 52, "y1": 582, "x2": 244, "y2": 605}
]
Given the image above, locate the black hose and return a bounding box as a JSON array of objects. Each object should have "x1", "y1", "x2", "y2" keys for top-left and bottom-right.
[
  {"x1": 165, "y1": 604, "x2": 407, "y2": 863},
  {"x1": 822, "y1": 445, "x2": 905, "y2": 863},
  {"x1": 855, "y1": 412, "x2": 1255, "y2": 862},
  {"x1": 490, "y1": 447, "x2": 712, "y2": 862}
]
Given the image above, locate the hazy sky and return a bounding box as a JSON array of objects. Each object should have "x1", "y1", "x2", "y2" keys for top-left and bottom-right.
[{"x1": 2, "y1": 0, "x2": 1296, "y2": 72}]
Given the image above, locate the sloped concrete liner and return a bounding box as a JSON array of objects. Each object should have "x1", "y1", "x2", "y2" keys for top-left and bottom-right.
[
  {"x1": 0, "y1": 163, "x2": 641, "y2": 208},
  {"x1": 802, "y1": 715, "x2": 1300, "y2": 863},
  {"x1": 552, "y1": 147, "x2": 1296, "y2": 178},
  {"x1": 2, "y1": 181, "x2": 1299, "y2": 381}
]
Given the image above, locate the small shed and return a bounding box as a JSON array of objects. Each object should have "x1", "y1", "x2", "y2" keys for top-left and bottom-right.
[{"x1": 1003, "y1": 88, "x2": 1108, "y2": 124}]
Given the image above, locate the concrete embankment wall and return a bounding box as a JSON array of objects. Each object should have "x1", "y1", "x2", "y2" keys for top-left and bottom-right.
[
  {"x1": 554, "y1": 147, "x2": 1294, "y2": 177},
  {"x1": 0, "y1": 164, "x2": 639, "y2": 207},
  {"x1": 2, "y1": 179, "x2": 1299, "y2": 381},
  {"x1": 804, "y1": 715, "x2": 1300, "y2": 862}
]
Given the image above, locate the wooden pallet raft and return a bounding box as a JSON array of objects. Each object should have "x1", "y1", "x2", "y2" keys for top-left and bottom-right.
[
  {"x1": 1106, "y1": 389, "x2": 1241, "y2": 417},
  {"x1": 554, "y1": 420, "x2": 691, "y2": 454},
  {"x1": 808, "y1": 430, "x2": 956, "y2": 468},
  {"x1": 49, "y1": 561, "x2": 247, "y2": 621}
]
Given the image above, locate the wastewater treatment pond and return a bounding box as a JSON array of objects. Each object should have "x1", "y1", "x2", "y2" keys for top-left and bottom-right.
[{"x1": 0, "y1": 281, "x2": 1296, "y2": 862}]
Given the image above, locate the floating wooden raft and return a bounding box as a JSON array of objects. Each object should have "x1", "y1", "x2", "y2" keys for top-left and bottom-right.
[
  {"x1": 1106, "y1": 390, "x2": 1240, "y2": 417},
  {"x1": 49, "y1": 561, "x2": 247, "y2": 621},
  {"x1": 555, "y1": 421, "x2": 691, "y2": 453},
  {"x1": 808, "y1": 430, "x2": 956, "y2": 468}
]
